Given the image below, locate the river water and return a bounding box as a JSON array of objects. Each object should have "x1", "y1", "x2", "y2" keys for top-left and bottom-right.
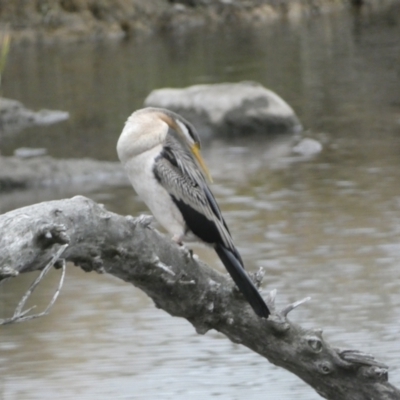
[{"x1": 1, "y1": 5, "x2": 400, "y2": 399}]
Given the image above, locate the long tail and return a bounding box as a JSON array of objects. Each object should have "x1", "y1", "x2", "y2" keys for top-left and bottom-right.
[{"x1": 214, "y1": 244, "x2": 270, "y2": 318}]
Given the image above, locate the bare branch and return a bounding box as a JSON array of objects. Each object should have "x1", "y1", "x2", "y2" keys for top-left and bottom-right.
[
  {"x1": 280, "y1": 296, "x2": 312, "y2": 317},
  {"x1": 0, "y1": 196, "x2": 399, "y2": 400},
  {"x1": 0, "y1": 244, "x2": 67, "y2": 325}
]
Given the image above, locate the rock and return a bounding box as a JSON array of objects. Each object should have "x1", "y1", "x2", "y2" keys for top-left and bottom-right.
[
  {"x1": 0, "y1": 97, "x2": 69, "y2": 135},
  {"x1": 292, "y1": 138, "x2": 322, "y2": 156},
  {"x1": 14, "y1": 147, "x2": 48, "y2": 158},
  {"x1": 31, "y1": 109, "x2": 70, "y2": 125},
  {"x1": 0, "y1": 156, "x2": 128, "y2": 191},
  {"x1": 144, "y1": 82, "x2": 302, "y2": 137}
]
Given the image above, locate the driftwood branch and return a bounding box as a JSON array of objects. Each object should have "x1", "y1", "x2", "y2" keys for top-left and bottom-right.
[
  {"x1": 0, "y1": 196, "x2": 399, "y2": 400},
  {"x1": 0, "y1": 244, "x2": 67, "y2": 325}
]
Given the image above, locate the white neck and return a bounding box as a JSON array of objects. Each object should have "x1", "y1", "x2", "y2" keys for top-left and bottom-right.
[{"x1": 117, "y1": 111, "x2": 168, "y2": 164}]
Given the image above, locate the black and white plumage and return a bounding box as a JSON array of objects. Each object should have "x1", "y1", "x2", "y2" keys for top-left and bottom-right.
[{"x1": 117, "y1": 107, "x2": 270, "y2": 318}]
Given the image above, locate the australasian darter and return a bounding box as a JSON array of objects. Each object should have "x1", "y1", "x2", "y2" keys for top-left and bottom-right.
[{"x1": 117, "y1": 107, "x2": 270, "y2": 318}]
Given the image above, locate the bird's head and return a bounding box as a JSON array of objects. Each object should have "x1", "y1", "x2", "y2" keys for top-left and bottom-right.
[
  {"x1": 117, "y1": 107, "x2": 213, "y2": 182},
  {"x1": 151, "y1": 108, "x2": 213, "y2": 183}
]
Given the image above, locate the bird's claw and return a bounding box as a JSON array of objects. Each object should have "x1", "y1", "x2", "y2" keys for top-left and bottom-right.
[{"x1": 176, "y1": 242, "x2": 194, "y2": 261}]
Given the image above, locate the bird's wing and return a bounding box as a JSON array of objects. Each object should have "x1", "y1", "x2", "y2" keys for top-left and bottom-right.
[
  {"x1": 154, "y1": 136, "x2": 270, "y2": 318},
  {"x1": 153, "y1": 136, "x2": 238, "y2": 258}
]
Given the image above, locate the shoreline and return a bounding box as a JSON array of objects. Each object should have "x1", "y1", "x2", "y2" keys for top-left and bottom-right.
[{"x1": 0, "y1": 0, "x2": 396, "y2": 44}]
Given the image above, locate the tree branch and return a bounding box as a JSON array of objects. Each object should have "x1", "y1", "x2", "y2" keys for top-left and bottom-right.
[
  {"x1": 0, "y1": 244, "x2": 67, "y2": 325},
  {"x1": 0, "y1": 196, "x2": 399, "y2": 400}
]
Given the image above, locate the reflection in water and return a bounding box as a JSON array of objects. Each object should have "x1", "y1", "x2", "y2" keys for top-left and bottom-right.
[{"x1": 1, "y1": 5, "x2": 400, "y2": 399}]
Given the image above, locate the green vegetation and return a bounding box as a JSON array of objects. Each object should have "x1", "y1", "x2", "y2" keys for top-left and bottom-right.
[{"x1": 0, "y1": 28, "x2": 10, "y2": 92}]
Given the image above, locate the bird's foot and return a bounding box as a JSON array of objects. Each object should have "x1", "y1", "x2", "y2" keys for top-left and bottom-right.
[
  {"x1": 175, "y1": 241, "x2": 194, "y2": 261},
  {"x1": 171, "y1": 235, "x2": 198, "y2": 258},
  {"x1": 172, "y1": 234, "x2": 184, "y2": 246},
  {"x1": 181, "y1": 246, "x2": 194, "y2": 261}
]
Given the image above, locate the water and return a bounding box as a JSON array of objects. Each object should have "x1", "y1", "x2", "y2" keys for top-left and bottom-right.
[{"x1": 1, "y1": 5, "x2": 400, "y2": 399}]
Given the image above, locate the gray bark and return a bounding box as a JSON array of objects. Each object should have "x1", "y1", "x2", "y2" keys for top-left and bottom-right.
[{"x1": 0, "y1": 196, "x2": 399, "y2": 400}]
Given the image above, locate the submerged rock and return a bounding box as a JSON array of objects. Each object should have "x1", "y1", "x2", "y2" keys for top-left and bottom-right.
[
  {"x1": 144, "y1": 82, "x2": 302, "y2": 137},
  {"x1": 292, "y1": 138, "x2": 323, "y2": 156},
  {"x1": 0, "y1": 156, "x2": 128, "y2": 191},
  {"x1": 0, "y1": 97, "x2": 69, "y2": 135},
  {"x1": 14, "y1": 147, "x2": 48, "y2": 158}
]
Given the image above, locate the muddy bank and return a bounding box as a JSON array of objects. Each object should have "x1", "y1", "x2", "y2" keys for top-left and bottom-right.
[{"x1": 0, "y1": 0, "x2": 391, "y2": 43}]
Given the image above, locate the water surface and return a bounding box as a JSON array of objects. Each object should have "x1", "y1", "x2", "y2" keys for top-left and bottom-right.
[{"x1": 1, "y1": 6, "x2": 400, "y2": 399}]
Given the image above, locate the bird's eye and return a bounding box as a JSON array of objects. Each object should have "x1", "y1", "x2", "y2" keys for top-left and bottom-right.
[{"x1": 187, "y1": 127, "x2": 200, "y2": 148}]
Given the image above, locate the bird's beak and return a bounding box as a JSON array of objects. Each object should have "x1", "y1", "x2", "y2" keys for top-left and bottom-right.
[{"x1": 191, "y1": 143, "x2": 213, "y2": 183}]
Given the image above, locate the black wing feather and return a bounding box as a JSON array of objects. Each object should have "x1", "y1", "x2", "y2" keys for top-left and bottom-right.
[
  {"x1": 153, "y1": 137, "x2": 270, "y2": 318},
  {"x1": 215, "y1": 244, "x2": 270, "y2": 318}
]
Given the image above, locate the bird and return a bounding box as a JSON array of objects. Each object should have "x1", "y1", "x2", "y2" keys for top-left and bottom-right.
[{"x1": 116, "y1": 107, "x2": 270, "y2": 318}]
